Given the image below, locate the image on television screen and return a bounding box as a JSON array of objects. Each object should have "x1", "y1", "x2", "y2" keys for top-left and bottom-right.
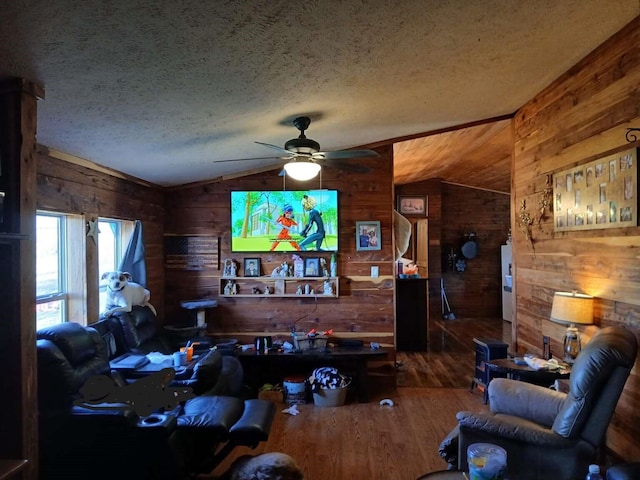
[{"x1": 230, "y1": 189, "x2": 338, "y2": 252}]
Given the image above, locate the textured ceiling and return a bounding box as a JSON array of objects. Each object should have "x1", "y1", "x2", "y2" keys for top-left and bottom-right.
[{"x1": 1, "y1": 0, "x2": 638, "y2": 187}]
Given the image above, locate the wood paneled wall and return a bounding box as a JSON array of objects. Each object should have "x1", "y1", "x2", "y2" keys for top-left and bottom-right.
[
  {"x1": 513, "y1": 16, "x2": 640, "y2": 460},
  {"x1": 395, "y1": 179, "x2": 510, "y2": 321},
  {"x1": 164, "y1": 146, "x2": 395, "y2": 346},
  {"x1": 440, "y1": 183, "x2": 510, "y2": 318},
  {"x1": 36, "y1": 152, "x2": 166, "y2": 321}
]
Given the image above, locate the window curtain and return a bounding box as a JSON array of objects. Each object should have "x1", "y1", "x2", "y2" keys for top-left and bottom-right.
[{"x1": 118, "y1": 220, "x2": 147, "y2": 287}]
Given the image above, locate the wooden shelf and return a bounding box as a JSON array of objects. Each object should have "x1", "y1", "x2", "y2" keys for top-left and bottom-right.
[{"x1": 219, "y1": 276, "x2": 339, "y2": 298}]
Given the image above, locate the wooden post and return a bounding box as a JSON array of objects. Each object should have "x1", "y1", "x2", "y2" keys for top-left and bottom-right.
[{"x1": 0, "y1": 77, "x2": 43, "y2": 480}]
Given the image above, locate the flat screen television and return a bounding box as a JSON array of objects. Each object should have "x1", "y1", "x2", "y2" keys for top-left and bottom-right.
[{"x1": 230, "y1": 189, "x2": 338, "y2": 252}]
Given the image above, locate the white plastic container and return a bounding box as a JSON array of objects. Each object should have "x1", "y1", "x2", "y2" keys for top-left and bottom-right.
[
  {"x1": 283, "y1": 376, "x2": 307, "y2": 405},
  {"x1": 467, "y1": 443, "x2": 507, "y2": 480}
]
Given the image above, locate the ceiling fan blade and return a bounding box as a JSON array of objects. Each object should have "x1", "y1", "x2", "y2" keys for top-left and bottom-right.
[
  {"x1": 255, "y1": 141, "x2": 295, "y2": 156},
  {"x1": 211, "y1": 156, "x2": 284, "y2": 164},
  {"x1": 313, "y1": 149, "x2": 379, "y2": 160},
  {"x1": 323, "y1": 158, "x2": 372, "y2": 173}
]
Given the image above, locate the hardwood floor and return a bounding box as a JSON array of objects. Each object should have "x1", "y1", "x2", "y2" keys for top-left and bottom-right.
[
  {"x1": 397, "y1": 317, "x2": 511, "y2": 388},
  {"x1": 208, "y1": 317, "x2": 510, "y2": 480}
]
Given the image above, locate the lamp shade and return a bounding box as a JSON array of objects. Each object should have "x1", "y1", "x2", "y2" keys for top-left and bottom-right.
[
  {"x1": 283, "y1": 160, "x2": 321, "y2": 181},
  {"x1": 550, "y1": 291, "x2": 594, "y2": 326}
]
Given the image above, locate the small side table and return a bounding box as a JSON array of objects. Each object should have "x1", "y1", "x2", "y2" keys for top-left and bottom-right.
[
  {"x1": 486, "y1": 357, "x2": 570, "y2": 388},
  {"x1": 471, "y1": 338, "x2": 509, "y2": 404}
]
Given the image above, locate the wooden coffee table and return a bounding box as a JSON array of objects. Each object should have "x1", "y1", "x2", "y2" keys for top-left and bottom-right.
[{"x1": 237, "y1": 346, "x2": 388, "y2": 402}]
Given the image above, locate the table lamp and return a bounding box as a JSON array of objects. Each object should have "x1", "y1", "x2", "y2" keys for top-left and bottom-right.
[{"x1": 550, "y1": 291, "x2": 594, "y2": 363}]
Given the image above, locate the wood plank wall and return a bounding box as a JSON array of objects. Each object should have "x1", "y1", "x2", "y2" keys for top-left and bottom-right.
[
  {"x1": 395, "y1": 179, "x2": 510, "y2": 321},
  {"x1": 36, "y1": 152, "x2": 166, "y2": 321},
  {"x1": 164, "y1": 146, "x2": 395, "y2": 346},
  {"x1": 513, "y1": 16, "x2": 640, "y2": 461}
]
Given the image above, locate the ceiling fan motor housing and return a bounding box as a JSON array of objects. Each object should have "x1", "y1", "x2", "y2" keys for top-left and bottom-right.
[
  {"x1": 285, "y1": 116, "x2": 320, "y2": 154},
  {"x1": 284, "y1": 136, "x2": 320, "y2": 154}
]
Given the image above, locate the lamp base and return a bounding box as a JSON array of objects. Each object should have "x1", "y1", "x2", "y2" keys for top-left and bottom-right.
[{"x1": 562, "y1": 324, "x2": 581, "y2": 364}]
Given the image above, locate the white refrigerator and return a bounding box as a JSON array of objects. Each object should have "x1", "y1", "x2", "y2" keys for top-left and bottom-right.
[{"x1": 501, "y1": 244, "x2": 513, "y2": 322}]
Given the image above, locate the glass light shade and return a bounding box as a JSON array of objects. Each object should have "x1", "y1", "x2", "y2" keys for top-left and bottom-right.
[{"x1": 283, "y1": 161, "x2": 321, "y2": 181}]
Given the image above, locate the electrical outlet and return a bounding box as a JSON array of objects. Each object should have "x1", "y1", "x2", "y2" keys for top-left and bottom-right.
[{"x1": 371, "y1": 266, "x2": 379, "y2": 278}]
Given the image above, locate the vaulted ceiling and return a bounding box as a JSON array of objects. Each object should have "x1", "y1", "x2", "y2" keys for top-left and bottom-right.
[{"x1": 1, "y1": 1, "x2": 637, "y2": 188}]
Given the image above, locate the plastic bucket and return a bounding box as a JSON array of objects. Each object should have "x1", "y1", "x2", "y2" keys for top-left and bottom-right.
[
  {"x1": 283, "y1": 376, "x2": 307, "y2": 405},
  {"x1": 467, "y1": 443, "x2": 507, "y2": 480}
]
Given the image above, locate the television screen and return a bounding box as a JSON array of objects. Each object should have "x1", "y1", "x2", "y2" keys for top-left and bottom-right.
[{"x1": 230, "y1": 190, "x2": 338, "y2": 252}]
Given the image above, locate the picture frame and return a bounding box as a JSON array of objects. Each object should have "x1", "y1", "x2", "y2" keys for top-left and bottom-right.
[
  {"x1": 553, "y1": 146, "x2": 638, "y2": 232},
  {"x1": 304, "y1": 257, "x2": 320, "y2": 277},
  {"x1": 243, "y1": 257, "x2": 261, "y2": 277},
  {"x1": 356, "y1": 221, "x2": 382, "y2": 251},
  {"x1": 397, "y1": 195, "x2": 427, "y2": 217}
]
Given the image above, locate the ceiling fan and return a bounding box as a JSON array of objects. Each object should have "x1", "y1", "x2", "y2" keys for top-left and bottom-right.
[{"x1": 216, "y1": 116, "x2": 379, "y2": 180}]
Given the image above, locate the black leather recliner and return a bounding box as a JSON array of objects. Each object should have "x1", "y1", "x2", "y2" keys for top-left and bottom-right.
[{"x1": 37, "y1": 322, "x2": 275, "y2": 479}]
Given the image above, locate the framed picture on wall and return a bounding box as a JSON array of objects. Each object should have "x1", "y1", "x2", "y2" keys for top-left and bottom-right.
[
  {"x1": 243, "y1": 258, "x2": 261, "y2": 277},
  {"x1": 304, "y1": 257, "x2": 320, "y2": 277},
  {"x1": 356, "y1": 221, "x2": 381, "y2": 251},
  {"x1": 553, "y1": 147, "x2": 638, "y2": 232},
  {"x1": 397, "y1": 195, "x2": 427, "y2": 217}
]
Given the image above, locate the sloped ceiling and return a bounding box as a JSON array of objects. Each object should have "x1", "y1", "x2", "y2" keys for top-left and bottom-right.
[
  {"x1": 394, "y1": 119, "x2": 513, "y2": 193},
  {"x1": 0, "y1": 0, "x2": 637, "y2": 187}
]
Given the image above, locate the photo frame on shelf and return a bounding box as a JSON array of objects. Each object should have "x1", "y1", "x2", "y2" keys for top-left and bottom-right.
[
  {"x1": 356, "y1": 221, "x2": 381, "y2": 251},
  {"x1": 553, "y1": 146, "x2": 638, "y2": 232},
  {"x1": 243, "y1": 258, "x2": 261, "y2": 277},
  {"x1": 304, "y1": 257, "x2": 320, "y2": 277},
  {"x1": 397, "y1": 195, "x2": 427, "y2": 217}
]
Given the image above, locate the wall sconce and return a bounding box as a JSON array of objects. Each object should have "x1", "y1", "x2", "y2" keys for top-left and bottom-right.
[
  {"x1": 550, "y1": 291, "x2": 594, "y2": 363},
  {"x1": 283, "y1": 159, "x2": 321, "y2": 181}
]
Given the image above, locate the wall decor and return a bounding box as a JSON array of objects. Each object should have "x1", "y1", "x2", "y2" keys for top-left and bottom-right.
[
  {"x1": 356, "y1": 221, "x2": 381, "y2": 251},
  {"x1": 554, "y1": 147, "x2": 638, "y2": 231},
  {"x1": 164, "y1": 235, "x2": 219, "y2": 270},
  {"x1": 304, "y1": 257, "x2": 320, "y2": 277},
  {"x1": 243, "y1": 258, "x2": 261, "y2": 277},
  {"x1": 397, "y1": 195, "x2": 427, "y2": 216},
  {"x1": 518, "y1": 175, "x2": 553, "y2": 251}
]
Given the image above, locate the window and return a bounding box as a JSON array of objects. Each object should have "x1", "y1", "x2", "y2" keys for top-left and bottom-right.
[
  {"x1": 36, "y1": 212, "x2": 134, "y2": 329},
  {"x1": 36, "y1": 213, "x2": 67, "y2": 330}
]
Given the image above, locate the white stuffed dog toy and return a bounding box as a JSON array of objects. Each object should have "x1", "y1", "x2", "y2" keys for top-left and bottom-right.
[{"x1": 101, "y1": 271, "x2": 157, "y2": 318}]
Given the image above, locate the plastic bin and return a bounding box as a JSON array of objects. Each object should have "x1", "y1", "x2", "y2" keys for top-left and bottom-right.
[{"x1": 312, "y1": 385, "x2": 349, "y2": 407}]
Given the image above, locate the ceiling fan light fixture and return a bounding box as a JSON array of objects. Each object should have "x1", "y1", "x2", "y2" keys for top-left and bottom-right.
[{"x1": 283, "y1": 160, "x2": 321, "y2": 181}]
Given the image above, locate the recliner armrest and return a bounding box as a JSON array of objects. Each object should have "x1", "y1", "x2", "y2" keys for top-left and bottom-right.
[
  {"x1": 488, "y1": 378, "x2": 566, "y2": 427},
  {"x1": 457, "y1": 411, "x2": 574, "y2": 448},
  {"x1": 229, "y1": 399, "x2": 276, "y2": 447}
]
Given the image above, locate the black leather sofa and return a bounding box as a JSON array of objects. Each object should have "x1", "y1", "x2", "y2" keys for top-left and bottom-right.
[
  {"x1": 37, "y1": 322, "x2": 275, "y2": 479},
  {"x1": 92, "y1": 305, "x2": 244, "y2": 396}
]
